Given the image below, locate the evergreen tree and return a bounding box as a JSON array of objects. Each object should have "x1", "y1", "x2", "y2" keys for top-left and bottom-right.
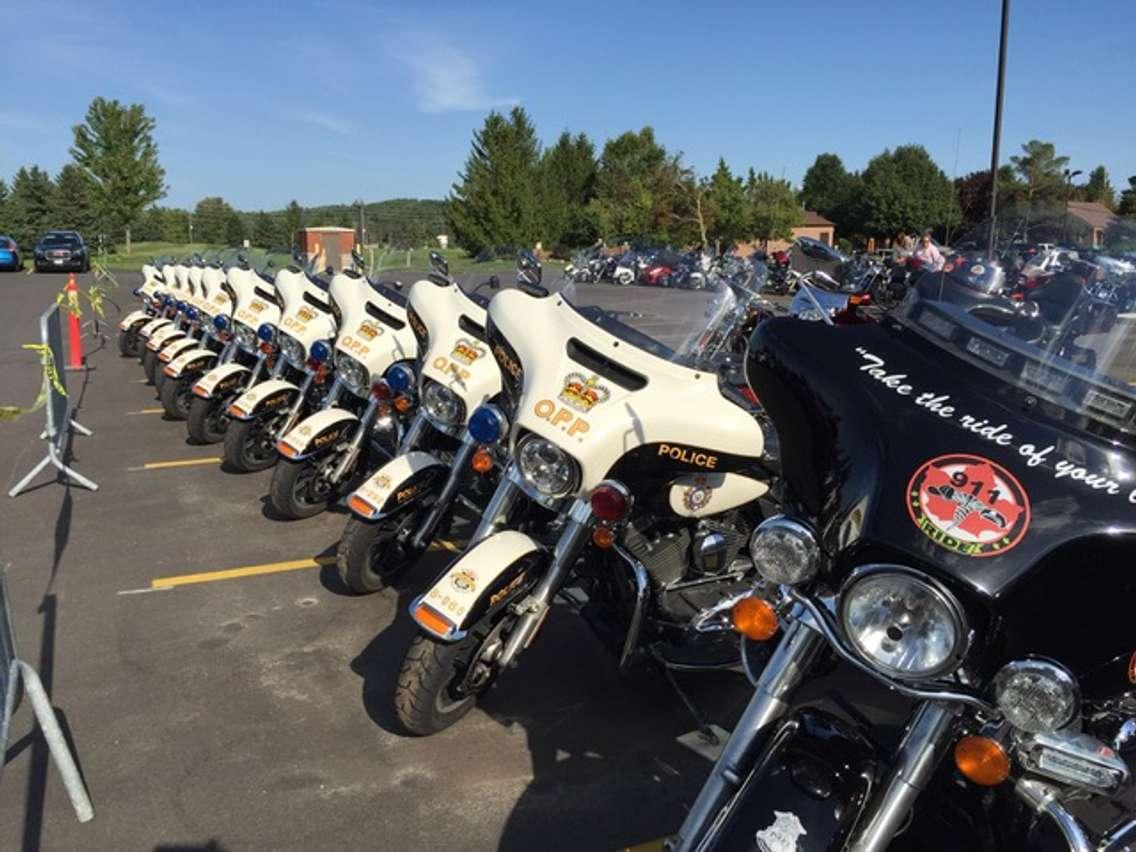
[
  {"x1": 7, "y1": 166, "x2": 56, "y2": 248},
  {"x1": 51, "y1": 164, "x2": 100, "y2": 237},
  {"x1": 1008, "y1": 139, "x2": 1069, "y2": 210},
  {"x1": 1118, "y1": 177, "x2": 1136, "y2": 217},
  {"x1": 0, "y1": 179, "x2": 9, "y2": 232},
  {"x1": 447, "y1": 107, "x2": 543, "y2": 253},
  {"x1": 745, "y1": 169, "x2": 804, "y2": 247},
  {"x1": 539, "y1": 131, "x2": 599, "y2": 251},
  {"x1": 193, "y1": 197, "x2": 236, "y2": 243},
  {"x1": 224, "y1": 210, "x2": 247, "y2": 245},
  {"x1": 704, "y1": 158, "x2": 749, "y2": 248},
  {"x1": 589, "y1": 127, "x2": 688, "y2": 243},
  {"x1": 799, "y1": 153, "x2": 864, "y2": 239},
  {"x1": 1083, "y1": 166, "x2": 1116, "y2": 209},
  {"x1": 283, "y1": 200, "x2": 304, "y2": 247},
  {"x1": 251, "y1": 211, "x2": 282, "y2": 247},
  {"x1": 860, "y1": 145, "x2": 959, "y2": 239},
  {"x1": 70, "y1": 97, "x2": 167, "y2": 253}
]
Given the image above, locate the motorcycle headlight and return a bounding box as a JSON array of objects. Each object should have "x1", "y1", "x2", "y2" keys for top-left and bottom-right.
[
  {"x1": 279, "y1": 333, "x2": 305, "y2": 367},
  {"x1": 839, "y1": 570, "x2": 965, "y2": 680},
  {"x1": 421, "y1": 380, "x2": 464, "y2": 425},
  {"x1": 749, "y1": 516, "x2": 819, "y2": 585},
  {"x1": 517, "y1": 435, "x2": 578, "y2": 498},
  {"x1": 994, "y1": 659, "x2": 1079, "y2": 734},
  {"x1": 335, "y1": 352, "x2": 369, "y2": 393},
  {"x1": 233, "y1": 322, "x2": 257, "y2": 350}
]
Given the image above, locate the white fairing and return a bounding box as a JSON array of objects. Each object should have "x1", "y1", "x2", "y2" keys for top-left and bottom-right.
[
  {"x1": 141, "y1": 263, "x2": 160, "y2": 285},
  {"x1": 666, "y1": 472, "x2": 768, "y2": 518},
  {"x1": 230, "y1": 266, "x2": 281, "y2": 332},
  {"x1": 410, "y1": 280, "x2": 502, "y2": 416},
  {"x1": 330, "y1": 272, "x2": 417, "y2": 384},
  {"x1": 187, "y1": 265, "x2": 205, "y2": 296},
  {"x1": 275, "y1": 269, "x2": 335, "y2": 356},
  {"x1": 199, "y1": 266, "x2": 232, "y2": 319},
  {"x1": 490, "y1": 288, "x2": 765, "y2": 495}
]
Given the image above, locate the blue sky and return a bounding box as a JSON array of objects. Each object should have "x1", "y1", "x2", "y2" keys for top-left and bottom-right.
[{"x1": 1, "y1": 0, "x2": 1132, "y2": 211}]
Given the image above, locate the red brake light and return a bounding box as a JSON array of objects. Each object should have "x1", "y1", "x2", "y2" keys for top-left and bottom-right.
[
  {"x1": 371, "y1": 379, "x2": 392, "y2": 400},
  {"x1": 590, "y1": 481, "x2": 630, "y2": 522}
]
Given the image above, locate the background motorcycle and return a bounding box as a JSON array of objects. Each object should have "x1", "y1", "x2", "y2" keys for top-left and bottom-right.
[{"x1": 394, "y1": 264, "x2": 775, "y2": 736}]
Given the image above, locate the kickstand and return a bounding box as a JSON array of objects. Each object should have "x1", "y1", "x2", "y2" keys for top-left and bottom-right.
[{"x1": 655, "y1": 650, "x2": 719, "y2": 747}]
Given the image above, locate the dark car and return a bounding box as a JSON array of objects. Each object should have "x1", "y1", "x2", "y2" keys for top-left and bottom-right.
[
  {"x1": 0, "y1": 235, "x2": 20, "y2": 271},
  {"x1": 34, "y1": 230, "x2": 89, "y2": 273}
]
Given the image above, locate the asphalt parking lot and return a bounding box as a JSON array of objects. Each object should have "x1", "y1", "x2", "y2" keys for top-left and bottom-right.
[{"x1": 0, "y1": 269, "x2": 758, "y2": 851}]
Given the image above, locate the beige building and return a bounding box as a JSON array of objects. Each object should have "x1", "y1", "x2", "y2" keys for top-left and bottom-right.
[
  {"x1": 1067, "y1": 201, "x2": 1117, "y2": 248},
  {"x1": 736, "y1": 210, "x2": 836, "y2": 256}
]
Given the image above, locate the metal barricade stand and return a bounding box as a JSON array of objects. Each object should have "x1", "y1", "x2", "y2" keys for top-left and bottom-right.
[
  {"x1": 8, "y1": 303, "x2": 98, "y2": 498},
  {"x1": 0, "y1": 568, "x2": 94, "y2": 822}
]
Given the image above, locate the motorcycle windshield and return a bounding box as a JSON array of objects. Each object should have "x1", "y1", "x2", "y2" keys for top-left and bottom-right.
[
  {"x1": 548, "y1": 262, "x2": 744, "y2": 367},
  {"x1": 897, "y1": 210, "x2": 1136, "y2": 438},
  {"x1": 455, "y1": 247, "x2": 531, "y2": 308}
]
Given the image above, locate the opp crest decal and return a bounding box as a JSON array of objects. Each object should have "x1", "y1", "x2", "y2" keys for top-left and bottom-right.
[{"x1": 907, "y1": 454, "x2": 1030, "y2": 557}]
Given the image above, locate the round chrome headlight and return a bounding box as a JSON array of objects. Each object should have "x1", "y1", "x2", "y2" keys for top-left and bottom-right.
[
  {"x1": 994, "y1": 659, "x2": 1079, "y2": 734},
  {"x1": 335, "y1": 352, "x2": 369, "y2": 393},
  {"x1": 421, "y1": 381, "x2": 464, "y2": 425},
  {"x1": 233, "y1": 321, "x2": 257, "y2": 350},
  {"x1": 517, "y1": 435, "x2": 578, "y2": 498},
  {"x1": 839, "y1": 570, "x2": 965, "y2": 680},
  {"x1": 278, "y1": 333, "x2": 305, "y2": 367},
  {"x1": 749, "y1": 516, "x2": 819, "y2": 585}
]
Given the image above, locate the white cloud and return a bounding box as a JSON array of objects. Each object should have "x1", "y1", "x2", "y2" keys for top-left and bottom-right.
[
  {"x1": 302, "y1": 112, "x2": 352, "y2": 135},
  {"x1": 399, "y1": 41, "x2": 518, "y2": 113}
]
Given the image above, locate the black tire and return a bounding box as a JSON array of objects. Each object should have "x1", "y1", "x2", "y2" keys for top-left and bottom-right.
[
  {"x1": 336, "y1": 514, "x2": 422, "y2": 594},
  {"x1": 142, "y1": 348, "x2": 159, "y2": 385},
  {"x1": 187, "y1": 395, "x2": 230, "y2": 444},
  {"x1": 159, "y1": 375, "x2": 192, "y2": 420},
  {"x1": 395, "y1": 578, "x2": 530, "y2": 736},
  {"x1": 117, "y1": 327, "x2": 141, "y2": 358},
  {"x1": 223, "y1": 415, "x2": 281, "y2": 472},
  {"x1": 269, "y1": 456, "x2": 336, "y2": 519}
]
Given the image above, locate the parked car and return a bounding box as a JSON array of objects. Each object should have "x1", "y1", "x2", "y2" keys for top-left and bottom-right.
[
  {"x1": 0, "y1": 235, "x2": 21, "y2": 271},
  {"x1": 34, "y1": 230, "x2": 89, "y2": 272}
]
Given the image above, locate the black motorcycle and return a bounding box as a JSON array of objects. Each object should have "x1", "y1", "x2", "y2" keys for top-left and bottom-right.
[{"x1": 670, "y1": 213, "x2": 1136, "y2": 851}]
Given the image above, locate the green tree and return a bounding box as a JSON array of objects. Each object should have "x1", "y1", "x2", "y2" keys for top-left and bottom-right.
[
  {"x1": 1008, "y1": 139, "x2": 1069, "y2": 210},
  {"x1": 0, "y1": 179, "x2": 9, "y2": 231},
  {"x1": 859, "y1": 145, "x2": 959, "y2": 238},
  {"x1": 193, "y1": 197, "x2": 236, "y2": 243},
  {"x1": 746, "y1": 169, "x2": 804, "y2": 247},
  {"x1": 539, "y1": 131, "x2": 599, "y2": 250},
  {"x1": 1083, "y1": 165, "x2": 1116, "y2": 209},
  {"x1": 590, "y1": 127, "x2": 689, "y2": 243},
  {"x1": 704, "y1": 159, "x2": 749, "y2": 248},
  {"x1": 70, "y1": 97, "x2": 167, "y2": 254},
  {"x1": 283, "y1": 200, "x2": 303, "y2": 247},
  {"x1": 51, "y1": 164, "x2": 100, "y2": 237},
  {"x1": 224, "y1": 210, "x2": 246, "y2": 245},
  {"x1": 1118, "y1": 176, "x2": 1136, "y2": 217},
  {"x1": 6, "y1": 166, "x2": 56, "y2": 249},
  {"x1": 448, "y1": 107, "x2": 542, "y2": 253},
  {"x1": 799, "y1": 153, "x2": 864, "y2": 240},
  {"x1": 251, "y1": 211, "x2": 282, "y2": 247}
]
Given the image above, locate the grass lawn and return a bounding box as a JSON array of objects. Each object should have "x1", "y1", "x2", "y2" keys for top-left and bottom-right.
[{"x1": 97, "y1": 241, "x2": 226, "y2": 270}]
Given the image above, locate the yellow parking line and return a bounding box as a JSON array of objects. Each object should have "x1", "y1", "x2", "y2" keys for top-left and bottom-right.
[
  {"x1": 149, "y1": 541, "x2": 461, "y2": 590},
  {"x1": 129, "y1": 457, "x2": 221, "y2": 471},
  {"x1": 126, "y1": 408, "x2": 165, "y2": 415},
  {"x1": 622, "y1": 841, "x2": 666, "y2": 852}
]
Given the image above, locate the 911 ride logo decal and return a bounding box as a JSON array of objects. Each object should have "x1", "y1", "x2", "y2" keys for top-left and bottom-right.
[{"x1": 907, "y1": 454, "x2": 1030, "y2": 557}]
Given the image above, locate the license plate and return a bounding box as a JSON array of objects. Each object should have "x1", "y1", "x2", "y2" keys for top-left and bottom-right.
[{"x1": 53, "y1": 258, "x2": 63, "y2": 265}]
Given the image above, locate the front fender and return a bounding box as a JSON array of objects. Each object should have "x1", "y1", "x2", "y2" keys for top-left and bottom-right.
[
  {"x1": 229, "y1": 379, "x2": 300, "y2": 421},
  {"x1": 347, "y1": 451, "x2": 449, "y2": 520},
  {"x1": 278, "y1": 408, "x2": 358, "y2": 460},
  {"x1": 411, "y1": 530, "x2": 542, "y2": 640},
  {"x1": 193, "y1": 362, "x2": 250, "y2": 399},
  {"x1": 146, "y1": 324, "x2": 185, "y2": 351},
  {"x1": 118, "y1": 309, "x2": 152, "y2": 331},
  {"x1": 163, "y1": 347, "x2": 218, "y2": 379},
  {"x1": 139, "y1": 317, "x2": 172, "y2": 339},
  {"x1": 704, "y1": 708, "x2": 876, "y2": 852},
  {"x1": 158, "y1": 336, "x2": 199, "y2": 364}
]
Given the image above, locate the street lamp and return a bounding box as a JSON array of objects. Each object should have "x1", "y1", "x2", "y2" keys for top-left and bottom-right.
[{"x1": 1062, "y1": 168, "x2": 1083, "y2": 245}]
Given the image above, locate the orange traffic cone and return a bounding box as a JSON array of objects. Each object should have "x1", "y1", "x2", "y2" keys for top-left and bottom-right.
[{"x1": 65, "y1": 273, "x2": 85, "y2": 371}]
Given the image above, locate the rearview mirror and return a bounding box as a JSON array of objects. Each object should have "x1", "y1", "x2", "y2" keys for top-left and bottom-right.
[
  {"x1": 795, "y1": 237, "x2": 846, "y2": 264},
  {"x1": 429, "y1": 251, "x2": 449, "y2": 278},
  {"x1": 488, "y1": 274, "x2": 500, "y2": 290},
  {"x1": 351, "y1": 249, "x2": 365, "y2": 271},
  {"x1": 517, "y1": 250, "x2": 542, "y2": 286}
]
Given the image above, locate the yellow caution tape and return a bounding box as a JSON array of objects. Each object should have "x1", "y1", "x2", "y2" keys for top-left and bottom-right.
[{"x1": 0, "y1": 344, "x2": 66, "y2": 422}]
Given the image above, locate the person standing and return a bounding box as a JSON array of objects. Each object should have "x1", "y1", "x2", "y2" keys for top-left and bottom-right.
[
  {"x1": 912, "y1": 230, "x2": 945, "y2": 271},
  {"x1": 893, "y1": 231, "x2": 915, "y2": 260}
]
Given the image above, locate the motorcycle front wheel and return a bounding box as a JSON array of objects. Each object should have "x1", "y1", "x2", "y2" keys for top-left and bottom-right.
[
  {"x1": 118, "y1": 327, "x2": 141, "y2": 358},
  {"x1": 142, "y1": 349, "x2": 160, "y2": 385},
  {"x1": 336, "y1": 513, "x2": 425, "y2": 594},
  {"x1": 395, "y1": 575, "x2": 532, "y2": 736},
  {"x1": 224, "y1": 414, "x2": 282, "y2": 472},
  {"x1": 269, "y1": 455, "x2": 338, "y2": 519},
  {"x1": 159, "y1": 376, "x2": 193, "y2": 420},
  {"x1": 187, "y1": 396, "x2": 230, "y2": 444}
]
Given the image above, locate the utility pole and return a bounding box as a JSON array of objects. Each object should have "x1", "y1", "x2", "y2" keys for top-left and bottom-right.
[
  {"x1": 354, "y1": 198, "x2": 366, "y2": 249},
  {"x1": 987, "y1": 0, "x2": 1011, "y2": 259},
  {"x1": 1061, "y1": 168, "x2": 1083, "y2": 245}
]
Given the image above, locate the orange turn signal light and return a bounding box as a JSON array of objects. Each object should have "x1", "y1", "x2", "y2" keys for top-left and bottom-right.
[
  {"x1": 163, "y1": 365, "x2": 176, "y2": 377},
  {"x1": 348, "y1": 494, "x2": 377, "y2": 518},
  {"x1": 471, "y1": 447, "x2": 493, "y2": 474},
  {"x1": 731, "y1": 596, "x2": 778, "y2": 641},
  {"x1": 192, "y1": 385, "x2": 211, "y2": 398},
  {"x1": 228, "y1": 405, "x2": 247, "y2": 419},
  {"x1": 591, "y1": 526, "x2": 615, "y2": 549},
  {"x1": 954, "y1": 735, "x2": 1011, "y2": 786},
  {"x1": 394, "y1": 396, "x2": 413, "y2": 413},
  {"x1": 277, "y1": 442, "x2": 299, "y2": 458},
  {"x1": 413, "y1": 602, "x2": 454, "y2": 638}
]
